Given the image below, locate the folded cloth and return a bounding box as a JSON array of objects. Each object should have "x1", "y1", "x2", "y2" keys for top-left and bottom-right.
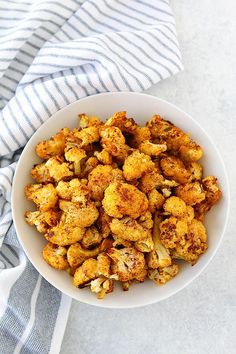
[{"x1": 0, "y1": 0, "x2": 183, "y2": 353}]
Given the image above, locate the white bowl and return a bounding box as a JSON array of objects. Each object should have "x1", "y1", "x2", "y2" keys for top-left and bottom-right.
[{"x1": 12, "y1": 92, "x2": 230, "y2": 308}]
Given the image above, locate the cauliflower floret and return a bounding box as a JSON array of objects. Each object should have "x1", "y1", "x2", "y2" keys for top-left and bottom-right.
[
  {"x1": 128, "y1": 126, "x2": 151, "y2": 148},
  {"x1": 56, "y1": 178, "x2": 89, "y2": 204},
  {"x1": 188, "y1": 162, "x2": 203, "y2": 181},
  {"x1": 42, "y1": 242, "x2": 69, "y2": 270},
  {"x1": 179, "y1": 141, "x2": 203, "y2": 162},
  {"x1": 175, "y1": 182, "x2": 206, "y2": 206},
  {"x1": 31, "y1": 163, "x2": 53, "y2": 183},
  {"x1": 102, "y1": 182, "x2": 148, "y2": 219},
  {"x1": 146, "y1": 115, "x2": 190, "y2": 151},
  {"x1": 160, "y1": 216, "x2": 188, "y2": 249},
  {"x1": 105, "y1": 111, "x2": 137, "y2": 134},
  {"x1": 45, "y1": 156, "x2": 73, "y2": 182},
  {"x1": 25, "y1": 183, "x2": 58, "y2": 211},
  {"x1": 73, "y1": 126, "x2": 100, "y2": 146},
  {"x1": 139, "y1": 141, "x2": 167, "y2": 157},
  {"x1": 79, "y1": 113, "x2": 103, "y2": 128},
  {"x1": 135, "y1": 232, "x2": 154, "y2": 252},
  {"x1": 135, "y1": 266, "x2": 148, "y2": 282},
  {"x1": 182, "y1": 205, "x2": 195, "y2": 224},
  {"x1": 160, "y1": 156, "x2": 190, "y2": 184},
  {"x1": 100, "y1": 126, "x2": 128, "y2": 159},
  {"x1": 35, "y1": 128, "x2": 69, "y2": 159},
  {"x1": 148, "y1": 189, "x2": 165, "y2": 213},
  {"x1": 73, "y1": 258, "x2": 98, "y2": 288},
  {"x1": 45, "y1": 213, "x2": 85, "y2": 246},
  {"x1": 112, "y1": 235, "x2": 133, "y2": 248},
  {"x1": 67, "y1": 243, "x2": 99, "y2": 269},
  {"x1": 64, "y1": 144, "x2": 86, "y2": 175},
  {"x1": 172, "y1": 219, "x2": 208, "y2": 264},
  {"x1": 140, "y1": 169, "x2": 164, "y2": 193},
  {"x1": 148, "y1": 264, "x2": 179, "y2": 285},
  {"x1": 88, "y1": 165, "x2": 123, "y2": 201},
  {"x1": 81, "y1": 226, "x2": 102, "y2": 249},
  {"x1": 97, "y1": 252, "x2": 111, "y2": 277},
  {"x1": 80, "y1": 156, "x2": 99, "y2": 178},
  {"x1": 138, "y1": 211, "x2": 153, "y2": 229},
  {"x1": 110, "y1": 217, "x2": 149, "y2": 242},
  {"x1": 96, "y1": 207, "x2": 112, "y2": 238},
  {"x1": 25, "y1": 210, "x2": 60, "y2": 233},
  {"x1": 195, "y1": 176, "x2": 222, "y2": 219},
  {"x1": 94, "y1": 149, "x2": 112, "y2": 165},
  {"x1": 163, "y1": 196, "x2": 187, "y2": 218},
  {"x1": 90, "y1": 277, "x2": 113, "y2": 299},
  {"x1": 123, "y1": 150, "x2": 155, "y2": 181},
  {"x1": 108, "y1": 247, "x2": 145, "y2": 282},
  {"x1": 59, "y1": 200, "x2": 99, "y2": 228}
]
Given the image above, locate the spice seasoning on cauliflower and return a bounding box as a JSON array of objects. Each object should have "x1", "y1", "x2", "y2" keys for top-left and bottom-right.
[{"x1": 25, "y1": 111, "x2": 221, "y2": 298}]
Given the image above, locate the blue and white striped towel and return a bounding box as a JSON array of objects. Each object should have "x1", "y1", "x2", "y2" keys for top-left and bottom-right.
[{"x1": 0, "y1": 0, "x2": 183, "y2": 353}]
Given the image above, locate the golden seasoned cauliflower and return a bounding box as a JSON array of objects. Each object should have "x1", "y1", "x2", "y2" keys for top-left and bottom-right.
[
  {"x1": 25, "y1": 210, "x2": 60, "y2": 233},
  {"x1": 64, "y1": 144, "x2": 86, "y2": 175},
  {"x1": 79, "y1": 113, "x2": 103, "y2": 129},
  {"x1": 139, "y1": 168, "x2": 164, "y2": 193},
  {"x1": 73, "y1": 258, "x2": 98, "y2": 288},
  {"x1": 102, "y1": 182, "x2": 148, "y2": 219},
  {"x1": 148, "y1": 264, "x2": 179, "y2": 285},
  {"x1": 195, "y1": 176, "x2": 222, "y2": 219},
  {"x1": 123, "y1": 150, "x2": 154, "y2": 181},
  {"x1": 31, "y1": 163, "x2": 53, "y2": 183},
  {"x1": 67, "y1": 243, "x2": 99, "y2": 269},
  {"x1": 90, "y1": 277, "x2": 113, "y2": 299},
  {"x1": 179, "y1": 141, "x2": 203, "y2": 162},
  {"x1": 73, "y1": 126, "x2": 100, "y2": 146},
  {"x1": 35, "y1": 128, "x2": 69, "y2": 159},
  {"x1": 160, "y1": 156, "x2": 190, "y2": 184},
  {"x1": 148, "y1": 189, "x2": 165, "y2": 213},
  {"x1": 45, "y1": 156, "x2": 73, "y2": 182},
  {"x1": 105, "y1": 111, "x2": 137, "y2": 134},
  {"x1": 25, "y1": 183, "x2": 58, "y2": 211},
  {"x1": 94, "y1": 149, "x2": 112, "y2": 165},
  {"x1": 99, "y1": 238, "x2": 114, "y2": 252},
  {"x1": 108, "y1": 247, "x2": 145, "y2": 282},
  {"x1": 112, "y1": 235, "x2": 133, "y2": 248},
  {"x1": 97, "y1": 252, "x2": 111, "y2": 277},
  {"x1": 81, "y1": 226, "x2": 102, "y2": 249},
  {"x1": 56, "y1": 178, "x2": 89, "y2": 203},
  {"x1": 45, "y1": 213, "x2": 85, "y2": 246},
  {"x1": 163, "y1": 196, "x2": 187, "y2": 218},
  {"x1": 110, "y1": 217, "x2": 149, "y2": 242},
  {"x1": 88, "y1": 165, "x2": 123, "y2": 201},
  {"x1": 100, "y1": 126, "x2": 128, "y2": 159},
  {"x1": 139, "y1": 141, "x2": 167, "y2": 157},
  {"x1": 96, "y1": 207, "x2": 112, "y2": 238},
  {"x1": 175, "y1": 182, "x2": 206, "y2": 206},
  {"x1": 42, "y1": 242, "x2": 69, "y2": 270},
  {"x1": 138, "y1": 211, "x2": 153, "y2": 229},
  {"x1": 80, "y1": 156, "x2": 99, "y2": 178},
  {"x1": 59, "y1": 200, "x2": 99, "y2": 228},
  {"x1": 135, "y1": 232, "x2": 154, "y2": 252},
  {"x1": 160, "y1": 216, "x2": 188, "y2": 249},
  {"x1": 188, "y1": 161, "x2": 203, "y2": 181},
  {"x1": 128, "y1": 126, "x2": 151, "y2": 148}
]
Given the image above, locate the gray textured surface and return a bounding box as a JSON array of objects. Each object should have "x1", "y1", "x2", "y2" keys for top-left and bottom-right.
[{"x1": 60, "y1": 1, "x2": 236, "y2": 353}]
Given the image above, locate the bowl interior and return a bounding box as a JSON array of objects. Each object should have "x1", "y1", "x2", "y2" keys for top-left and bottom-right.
[{"x1": 12, "y1": 92, "x2": 229, "y2": 308}]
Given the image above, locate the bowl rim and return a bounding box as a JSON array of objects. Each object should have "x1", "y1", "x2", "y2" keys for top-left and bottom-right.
[{"x1": 11, "y1": 91, "x2": 230, "y2": 309}]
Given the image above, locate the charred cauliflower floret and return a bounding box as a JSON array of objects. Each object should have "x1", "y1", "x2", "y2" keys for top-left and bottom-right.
[
  {"x1": 35, "y1": 128, "x2": 69, "y2": 159},
  {"x1": 79, "y1": 113, "x2": 103, "y2": 129},
  {"x1": 59, "y1": 200, "x2": 99, "y2": 228},
  {"x1": 73, "y1": 258, "x2": 98, "y2": 288},
  {"x1": 94, "y1": 149, "x2": 113, "y2": 165},
  {"x1": 138, "y1": 211, "x2": 153, "y2": 229},
  {"x1": 25, "y1": 183, "x2": 58, "y2": 211},
  {"x1": 31, "y1": 163, "x2": 53, "y2": 183},
  {"x1": 140, "y1": 168, "x2": 164, "y2": 193},
  {"x1": 160, "y1": 216, "x2": 188, "y2": 249},
  {"x1": 80, "y1": 156, "x2": 99, "y2": 178},
  {"x1": 42, "y1": 242, "x2": 69, "y2": 270},
  {"x1": 73, "y1": 126, "x2": 100, "y2": 147},
  {"x1": 160, "y1": 156, "x2": 190, "y2": 184},
  {"x1": 97, "y1": 252, "x2": 111, "y2": 277},
  {"x1": 175, "y1": 182, "x2": 206, "y2": 206},
  {"x1": 123, "y1": 150, "x2": 154, "y2": 181},
  {"x1": 148, "y1": 189, "x2": 165, "y2": 213},
  {"x1": 108, "y1": 247, "x2": 145, "y2": 282},
  {"x1": 148, "y1": 264, "x2": 179, "y2": 285},
  {"x1": 25, "y1": 210, "x2": 60, "y2": 233},
  {"x1": 45, "y1": 156, "x2": 73, "y2": 182},
  {"x1": 102, "y1": 182, "x2": 148, "y2": 219},
  {"x1": 128, "y1": 126, "x2": 151, "y2": 148},
  {"x1": 64, "y1": 144, "x2": 86, "y2": 175},
  {"x1": 110, "y1": 217, "x2": 149, "y2": 242},
  {"x1": 188, "y1": 161, "x2": 203, "y2": 181},
  {"x1": 88, "y1": 165, "x2": 123, "y2": 201},
  {"x1": 194, "y1": 176, "x2": 222, "y2": 219},
  {"x1": 179, "y1": 141, "x2": 203, "y2": 162},
  {"x1": 100, "y1": 126, "x2": 128, "y2": 159},
  {"x1": 139, "y1": 141, "x2": 167, "y2": 157},
  {"x1": 56, "y1": 178, "x2": 89, "y2": 203},
  {"x1": 105, "y1": 111, "x2": 137, "y2": 134},
  {"x1": 135, "y1": 232, "x2": 154, "y2": 252},
  {"x1": 67, "y1": 243, "x2": 99, "y2": 269},
  {"x1": 90, "y1": 277, "x2": 113, "y2": 299},
  {"x1": 163, "y1": 196, "x2": 187, "y2": 218}
]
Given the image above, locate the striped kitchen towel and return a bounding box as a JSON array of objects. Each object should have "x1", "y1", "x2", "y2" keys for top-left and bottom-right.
[{"x1": 0, "y1": 0, "x2": 183, "y2": 353}]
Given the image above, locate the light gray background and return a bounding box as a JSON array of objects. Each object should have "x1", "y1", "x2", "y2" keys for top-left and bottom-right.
[{"x1": 60, "y1": 1, "x2": 236, "y2": 353}]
